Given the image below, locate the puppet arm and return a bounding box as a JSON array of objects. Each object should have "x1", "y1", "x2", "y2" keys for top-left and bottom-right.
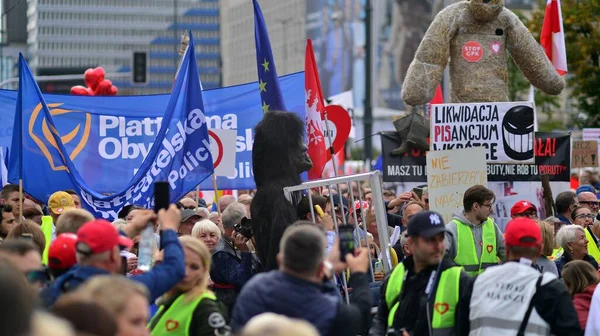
[
  {"x1": 401, "y1": 5, "x2": 459, "y2": 106},
  {"x1": 506, "y1": 13, "x2": 565, "y2": 96}
]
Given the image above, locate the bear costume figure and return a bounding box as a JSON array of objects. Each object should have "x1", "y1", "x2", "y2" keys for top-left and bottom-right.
[
  {"x1": 250, "y1": 111, "x2": 313, "y2": 272},
  {"x1": 402, "y1": 0, "x2": 565, "y2": 105},
  {"x1": 390, "y1": 0, "x2": 565, "y2": 156}
]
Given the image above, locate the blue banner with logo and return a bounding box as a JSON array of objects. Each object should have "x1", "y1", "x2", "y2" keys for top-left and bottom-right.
[
  {"x1": 0, "y1": 69, "x2": 304, "y2": 197},
  {"x1": 9, "y1": 34, "x2": 217, "y2": 219}
]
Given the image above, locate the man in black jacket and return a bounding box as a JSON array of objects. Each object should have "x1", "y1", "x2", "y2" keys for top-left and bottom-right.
[
  {"x1": 370, "y1": 211, "x2": 472, "y2": 336},
  {"x1": 231, "y1": 222, "x2": 372, "y2": 336}
]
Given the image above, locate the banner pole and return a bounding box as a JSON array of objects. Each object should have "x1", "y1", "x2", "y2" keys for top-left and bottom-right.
[
  {"x1": 195, "y1": 185, "x2": 200, "y2": 206},
  {"x1": 212, "y1": 175, "x2": 221, "y2": 216},
  {"x1": 18, "y1": 178, "x2": 23, "y2": 224}
]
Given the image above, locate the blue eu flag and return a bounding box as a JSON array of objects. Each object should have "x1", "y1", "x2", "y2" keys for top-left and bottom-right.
[{"x1": 253, "y1": 0, "x2": 286, "y2": 113}]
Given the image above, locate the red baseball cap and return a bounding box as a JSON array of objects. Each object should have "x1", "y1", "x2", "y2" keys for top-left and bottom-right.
[
  {"x1": 76, "y1": 219, "x2": 133, "y2": 255},
  {"x1": 510, "y1": 200, "x2": 537, "y2": 217},
  {"x1": 48, "y1": 233, "x2": 78, "y2": 270},
  {"x1": 504, "y1": 217, "x2": 542, "y2": 248}
]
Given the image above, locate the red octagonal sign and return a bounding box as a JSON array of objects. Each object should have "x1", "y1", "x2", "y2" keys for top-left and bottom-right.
[{"x1": 462, "y1": 41, "x2": 483, "y2": 63}]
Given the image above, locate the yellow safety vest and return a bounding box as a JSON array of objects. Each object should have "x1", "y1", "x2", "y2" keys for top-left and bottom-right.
[
  {"x1": 385, "y1": 262, "x2": 461, "y2": 334},
  {"x1": 585, "y1": 228, "x2": 600, "y2": 263},
  {"x1": 149, "y1": 291, "x2": 217, "y2": 336},
  {"x1": 41, "y1": 216, "x2": 54, "y2": 265},
  {"x1": 453, "y1": 219, "x2": 498, "y2": 276}
]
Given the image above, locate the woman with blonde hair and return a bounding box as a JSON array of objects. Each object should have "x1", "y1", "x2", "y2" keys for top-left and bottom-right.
[
  {"x1": 533, "y1": 220, "x2": 559, "y2": 276},
  {"x1": 555, "y1": 225, "x2": 598, "y2": 278},
  {"x1": 149, "y1": 236, "x2": 230, "y2": 336},
  {"x1": 240, "y1": 313, "x2": 318, "y2": 336},
  {"x1": 562, "y1": 260, "x2": 600, "y2": 329},
  {"x1": 64, "y1": 275, "x2": 150, "y2": 336},
  {"x1": 192, "y1": 219, "x2": 221, "y2": 252}
]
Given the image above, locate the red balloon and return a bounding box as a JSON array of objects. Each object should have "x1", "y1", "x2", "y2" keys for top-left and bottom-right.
[
  {"x1": 70, "y1": 85, "x2": 92, "y2": 96},
  {"x1": 83, "y1": 67, "x2": 105, "y2": 91},
  {"x1": 71, "y1": 67, "x2": 118, "y2": 96}
]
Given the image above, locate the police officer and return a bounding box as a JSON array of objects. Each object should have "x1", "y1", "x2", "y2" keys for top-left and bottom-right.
[
  {"x1": 370, "y1": 211, "x2": 472, "y2": 336},
  {"x1": 445, "y1": 185, "x2": 505, "y2": 276},
  {"x1": 462, "y1": 217, "x2": 582, "y2": 335}
]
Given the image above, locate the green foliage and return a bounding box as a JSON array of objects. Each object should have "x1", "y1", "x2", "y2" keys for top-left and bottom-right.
[{"x1": 526, "y1": 0, "x2": 600, "y2": 127}]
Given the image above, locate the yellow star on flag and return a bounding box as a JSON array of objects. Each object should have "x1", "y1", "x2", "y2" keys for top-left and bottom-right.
[
  {"x1": 262, "y1": 101, "x2": 270, "y2": 113},
  {"x1": 259, "y1": 79, "x2": 267, "y2": 92},
  {"x1": 262, "y1": 58, "x2": 270, "y2": 72}
]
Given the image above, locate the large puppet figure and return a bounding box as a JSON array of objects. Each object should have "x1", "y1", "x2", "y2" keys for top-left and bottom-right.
[
  {"x1": 392, "y1": 0, "x2": 565, "y2": 155},
  {"x1": 250, "y1": 111, "x2": 313, "y2": 272}
]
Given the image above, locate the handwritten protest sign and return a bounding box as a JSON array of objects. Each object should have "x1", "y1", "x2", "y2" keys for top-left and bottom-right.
[
  {"x1": 431, "y1": 102, "x2": 536, "y2": 163},
  {"x1": 572, "y1": 140, "x2": 598, "y2": 169},
  {"x1": 427, "y1": 147, "x2": 487, "y2": 223}
]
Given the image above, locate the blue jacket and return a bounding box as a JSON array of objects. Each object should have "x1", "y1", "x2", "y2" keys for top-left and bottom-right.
[
  {"x1": 41, "y1": 229, "x2": 185, "y2": 309},
  {"x1": 231, "y1": 271, "x2": 339, "y2": 335}
]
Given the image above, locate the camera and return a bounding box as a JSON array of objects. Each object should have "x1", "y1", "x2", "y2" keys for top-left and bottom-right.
[{"x1": 234, "y1": 217, "x2": 253, "y2": 239}]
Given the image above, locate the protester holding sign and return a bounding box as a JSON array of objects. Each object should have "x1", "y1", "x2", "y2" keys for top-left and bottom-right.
[{"x1": 445, "y1": 185, "x2": 505, "y2": 276}]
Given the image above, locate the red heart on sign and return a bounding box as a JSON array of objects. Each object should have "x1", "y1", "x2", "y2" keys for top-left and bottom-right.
[
  {"x1": 435, "y1": 302, "x2": 449, "y2": 315},
  {"x1": 321, "y1": 105, "x2": 351, "y2": 156},
  {"x1": 486, "y1": 245, "x2": 493, "y2": 254},
  {"x1": 165, "y1": 319, "x2": 180, "y2": 332}
]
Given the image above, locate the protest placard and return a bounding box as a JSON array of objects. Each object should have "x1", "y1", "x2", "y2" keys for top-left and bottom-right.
[
  {"x1": 381, "y1": 132, "x2": 569, "y2": 183},
  {"x1": 572, "y1": 140, "x2": 598, "y2": 169},
  {"x1": 431, "y1": 102, "x2": 536, "y2": 163},
  {"x1": 427, "y1": 147, "x2": 487, "y2": 224}
]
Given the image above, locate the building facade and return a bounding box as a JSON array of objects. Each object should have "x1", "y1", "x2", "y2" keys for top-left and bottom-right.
[
  {"x1": 26, "y1": 0, "x2": 220, "y2": 94},
  {"x1": 220, "y1": 0, "x2": 305, "y2": 86}
]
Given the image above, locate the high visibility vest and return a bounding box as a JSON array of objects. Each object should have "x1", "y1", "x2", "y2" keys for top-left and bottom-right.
[
  {"x1": 585, "y1": 228, "x2": 600, "y2": 263},
  {"x1": 470, "y1": 262, "x2": 553, "y2": 336},
  {"x1": 41, "y1": 216, "x2": 54, "y2": 265},
  {"x1": 549, "y1": 248, "x2": 562, "y2": 261},
  {"x1": 453, "y1": 219, "x2": 497, "y2": 276},
  {"x1": 149, "y1": 291, "x2": 217, "y2": 336},
  {"x1": 385, "y1": 262, "x2": 462, "y2": 334}
]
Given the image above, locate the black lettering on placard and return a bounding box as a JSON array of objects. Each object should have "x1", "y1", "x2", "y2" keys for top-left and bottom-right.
[
  {"x1": 433, "y1": 104, "x2": 499, "y2": 123},
  {"x1": 432, "y1": 142, "x2": 498, "y2": 161}
]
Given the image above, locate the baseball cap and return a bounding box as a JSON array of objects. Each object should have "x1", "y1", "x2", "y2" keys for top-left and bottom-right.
[
  {"x1": 577, "y1": 185, "x2": 597, "y2": 195},
  {"x1": 181, "y1": 209, "x2": 202, "y2": 223},
  {"x1": 76, "y1": 220, "x2": 133, "y2": 255},
  {"x1": 510, "y1": 200, "x2": 537, "y2": 217},
  {"x1": 407, "y1": 211, "x2": 447, "y2": 238},
  {"x1": 48, "y1": 191, "x2": 76, "y2": 215},
  {"x1": 504, "y1": 217, "x2": 542, "y2": 247},
  {"x1": 332, "y1": 196, "x2": 349, "y2": 213},
  {"x1": 48, "y1": 233, "x2": 78, "y2": 270},
  {"x1": 354, "y1": 200, "x2": 369, "y2": 211}
]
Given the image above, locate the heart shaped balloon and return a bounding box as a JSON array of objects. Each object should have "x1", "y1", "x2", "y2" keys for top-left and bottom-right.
[
  {"x1": 83, "y1": 67, "x2": 105, "y2": 91},
  {"x1": 320, "y1": 105, "x2": 352, "y2": 156},
  {"x1": 94, "y1": 79, "x2": 118, "y2": 96},
  {"x1": 70, "y1": 85, "x2": 93, "y2": 96}
]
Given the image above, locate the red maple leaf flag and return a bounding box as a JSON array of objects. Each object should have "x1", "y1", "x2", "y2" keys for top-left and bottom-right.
[
  {"x1": 306, "y1": 39, "x2": 328, "y2": 180},
  {"x1": 541, "y1": 0, "x2": 568, "y2": 75}
]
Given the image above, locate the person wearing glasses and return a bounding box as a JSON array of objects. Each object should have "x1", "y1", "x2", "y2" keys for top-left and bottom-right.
[
  {"x1": 577, "y1": 190, "x2": 600, "y2": 218},
  {"x1": 571, "y1": 205, "x2": 600, "y2": 263},
  {"x1": 510, "y1": 200, "x2": 538, "y2": 219},
  {"x1": 445, "y1": 185, "x2": 506, "y2": 276}
]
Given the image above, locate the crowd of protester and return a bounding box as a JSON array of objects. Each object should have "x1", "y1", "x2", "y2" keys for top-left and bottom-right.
[{"x1": 4, "y1": 170, "x2": 600, "y2": 335}]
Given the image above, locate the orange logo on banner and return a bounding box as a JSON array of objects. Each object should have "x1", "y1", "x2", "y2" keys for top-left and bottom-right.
[{"x1": 462, "y1": 41, "x2": 483, "y2": 63}]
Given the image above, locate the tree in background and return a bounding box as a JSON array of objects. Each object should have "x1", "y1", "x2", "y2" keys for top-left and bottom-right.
[{"x1": 524, "y1": 0, "x2": 600, "y2": 129}]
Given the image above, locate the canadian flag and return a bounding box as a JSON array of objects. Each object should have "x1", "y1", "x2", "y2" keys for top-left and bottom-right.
[
  {"x1": 305, "y1": 39, "x2": 329, "y2": 180},
  {"x1": 541, "y1": 0, "x2": 568, "y2": 75}
]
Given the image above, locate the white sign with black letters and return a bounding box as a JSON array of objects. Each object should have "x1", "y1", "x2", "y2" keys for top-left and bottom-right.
[{"x1": 431, "y1": 102, "x2": 536, "y2": 164}]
